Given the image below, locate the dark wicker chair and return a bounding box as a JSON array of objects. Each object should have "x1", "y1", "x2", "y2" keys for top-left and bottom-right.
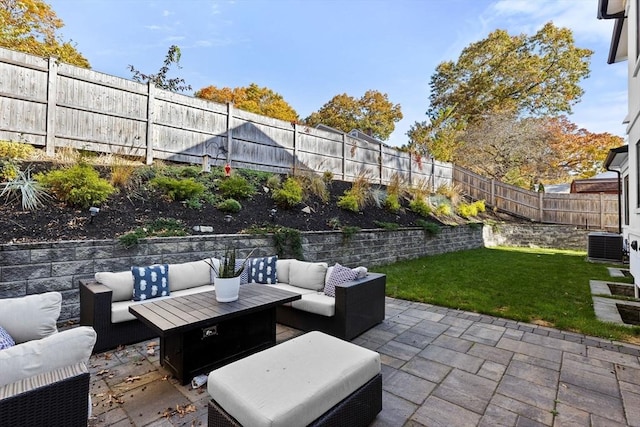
[
  {"x1": 208, "y1": 373, "x2": 382, "y2": 427},
  {"x1": 0, "y1": 364, "x2": 90, "y2": 427},
  {"x1": 275, "y1": 273, "x2": 386, "y2": 340},
  {"x1": 79, "y1": 280, "x2": 157, "y2": 353}
]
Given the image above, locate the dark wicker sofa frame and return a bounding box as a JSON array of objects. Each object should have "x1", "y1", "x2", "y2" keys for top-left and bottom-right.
[
  {"x1": 208, "y1": 373, "x2": 382, "y2": 427},
  {"x1": 0, "y1": 370, "x2": 90, "y2": 427},
  {"x1": 80, "y1": 272, "x2": 385, "y2": 353},
  {"x1": 79, "y1": 280, "x2": 156, "y2": 353},
  {"x1": 275, "y1": 273, "x2": 386, "y2": 341}
]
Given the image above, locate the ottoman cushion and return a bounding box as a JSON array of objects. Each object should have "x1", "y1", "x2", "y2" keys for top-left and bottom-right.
[{"x1": 207, "y1": 331, "x2": 380, "y2": 427}]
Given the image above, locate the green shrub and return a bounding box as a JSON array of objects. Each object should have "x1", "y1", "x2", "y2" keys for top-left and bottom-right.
[
  {"x1": 384, "y1": 193, "x2": 401, "y2": 213},
  {"x1": 409, "y1": 197, "x2": 431, "y2": 217},
  {"x1": 374, "y1": 220, "x2": 399, "y2": 230},
  {"x1": 337, "y1": 194, "x2": 359, "y2": 212},
  {"x1": 216, "y1": 198, "x2": 242, "y2": 213},
  {"x1": 265, "y1": 174, "x2": 282, "y2": 190},
  {"x1": 218, "y1": 175, "x2": 255, "y2": 199},
  {"x1": 416, "y1": 219, "x2": 441, "y2": 236},
  {"x1": 272, "y1": 177, "x2": 303, "y2": 208},
  {"x1": 185, "y1": 197, "x2": 203, "y2": 210},
  {"x1": 36, "y1": 164, "x2": 115, "y2": 208},
  {"x1": 150, "y1": 176, "x2": 205, "y2": 201},
  {"x1": 0, "y1": 141, "x2": 35, "y2": 159},
  {"x1": 118, "y1": 218, "x2": 187, "y2": 247},
  {"x1": 474, "y1": 200, "x2": 486, "y2": 213},
  {"x1": 1, "y1": 160, "x2": 19, "y2": 181},
  {"x1": 341, "y1": 225, "x2": 360, "y2": 241}
]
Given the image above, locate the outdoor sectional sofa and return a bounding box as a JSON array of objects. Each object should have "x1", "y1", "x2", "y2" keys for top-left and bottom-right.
[{"x1": 80, "y1": 257, "x2": 386, "y2": 353}]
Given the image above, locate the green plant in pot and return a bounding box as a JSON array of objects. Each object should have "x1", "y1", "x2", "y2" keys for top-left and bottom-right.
[{"x1": 207, "y1": 247, "x2": 255, "y2": 302}]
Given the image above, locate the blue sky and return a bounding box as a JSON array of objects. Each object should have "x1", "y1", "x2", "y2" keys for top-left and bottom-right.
[{"x1": 48, "y1": 0, "x2": 627, "y2": 147}]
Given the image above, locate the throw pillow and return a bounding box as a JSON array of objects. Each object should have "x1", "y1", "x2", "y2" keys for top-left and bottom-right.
[
  {"x1": 248, "y1": 256, "x2": 278, "y2": 284},
  {"x1": 131, "y1": 264, "x2": 170, "y2": 301},
  {"x1": 234, "y1": 259, "x2": 251, "y2": 284},
  {"x1": 0, "y1": 292, "x2": 61, "y2": 344},
  {"x1": 324, "y1": 263, "x2": 358, "y2": 297},
  {"x1": 0, "y1": 326, "x2": 15, "y2": 350}
]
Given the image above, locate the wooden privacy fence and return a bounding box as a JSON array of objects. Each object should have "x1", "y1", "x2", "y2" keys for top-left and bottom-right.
[
  {"x1": 0, "y1": 47, "x2": 452, "y2": 187},
  {"x1": 453, "y1": 166, "x2": 620, "y2": 231}
]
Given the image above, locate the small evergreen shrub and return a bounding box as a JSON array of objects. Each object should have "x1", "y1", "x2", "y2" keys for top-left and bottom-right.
[
  {"x1": 36, "y1": 164, "x2": 115, "y2": 208},
  {"x1": 409, "y1": 197, "x2": 431, "y2": 217},
  {"x1": 416, "y1": 219, "x2": 441, "y2": 236},
  {"x1": 374, "y1": 220, "x2": 400, "y2": 230},
  {"x1": 1, "y1": 160, "x2": 19, "y2": 181},
  {"x1": 457, "y1": 202, "x2": 479, "y2": 218},
  {"x1": 216, "y1": 198, "x2": 242, "y2": 213},
  {"x1": 118, "y1": 218, "x2": 187, "y2": 247},
  {"x1": 474, "y1": 200, "x2": 486, "y2": 213},
  {"x1": 337, "y1": 194, "x2": 360, "y2": 212},
  {"x1": 435, "y1": 202, "x2": 452, "y2": 216},
  {"x1": 384, "y1": 193, "x2": 401, "y2": 213},
  {"x1": 151, "y1": 176, "x2": 205, "y2": 201},
  {"x1": 218, "y1": 174, "x2": 255, "y2": 199},
  {"x1": 272, "y1": 177, "x2": 303, "y2": 208},
  {"x1": 265, "y1": 174, "x2": 281, "y2": 190}
]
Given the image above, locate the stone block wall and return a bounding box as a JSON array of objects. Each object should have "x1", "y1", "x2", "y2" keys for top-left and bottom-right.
[
  {"x1": 483, "y1": 223, "x2": 590, "y2": 250},
  {"x1": 0, "y1": 225, "x2": 484, "y2": 322}
]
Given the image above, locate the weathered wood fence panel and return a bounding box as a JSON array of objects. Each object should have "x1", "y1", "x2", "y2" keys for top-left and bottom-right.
[
  {"x1": 0, "y1": 47, "x2": 450, "y2": 186},
  {"x1": 453, "y1": 166, "x2": 619, "y2": 231}
]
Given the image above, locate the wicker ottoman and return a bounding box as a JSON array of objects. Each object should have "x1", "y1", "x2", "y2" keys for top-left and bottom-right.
[{"x1": 207, "y1": 331, "x2": 382, "y2": 427}]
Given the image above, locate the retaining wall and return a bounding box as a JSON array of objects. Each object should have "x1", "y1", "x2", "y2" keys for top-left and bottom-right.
[
  {"x1": 483, "y1": 223, "x2": 590, "y2": 250},
  {"x1": 0, "y1": 225, "x2": 483, "y2": 322}
]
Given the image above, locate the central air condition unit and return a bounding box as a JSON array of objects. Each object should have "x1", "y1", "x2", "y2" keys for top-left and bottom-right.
[{"x1": 588, "y1": 232, "x2": 623, "y2": 262}]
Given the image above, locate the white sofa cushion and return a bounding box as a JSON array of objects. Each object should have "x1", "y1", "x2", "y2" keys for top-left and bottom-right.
[
  {"x1": 95, "y1": 270, "x2": 134, "y2": 302},
  {"x1": 0, "y1": 292, "x2": 61, "y2": 344},
  {"x1": 275, "y1": 259, "x2": 293, "y2": 283},
  {"x1": 288, "y1": 260, "x2": 328, "y2": 291},
  {"x1": 0, "y1": 326, "x2": 96, "y2": 387},
  {"x1": 207, "y1": 331, "x2": 380, "y2": 427},
  {"x1": 291, "y1": 293, "x2": 335, "y2": 317},
  {"x1": 266, "y1": 283, "x2": 316, "y2": 296},
  {"x1": 111, "y1": 285, "x2": 215, "y2": 323},
  {"x1": 169, "y1": 259, "x2": 214, "y2": 291}
]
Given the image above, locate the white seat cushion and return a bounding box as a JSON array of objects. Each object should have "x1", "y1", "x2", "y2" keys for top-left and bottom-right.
[
  {"x1": 291, "y1": 293, "x2": 335, "y2": 317},
  {"x1": 266, "y1": 283, "x2": 316, "y2": 296},
  {"x1": 0, "y1": 292, "x2": 61, "y2": 343},
  {"x1": 0, "y1": 326, "x2": 96, "y2": 387},
  {"x1": 207, "y1": 331, "x2": 380, "y2": 427}
]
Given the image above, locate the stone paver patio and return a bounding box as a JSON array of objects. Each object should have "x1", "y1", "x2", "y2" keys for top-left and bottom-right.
[{"x1": 88, "y1": 297, "x2": 640, "y2": 426}]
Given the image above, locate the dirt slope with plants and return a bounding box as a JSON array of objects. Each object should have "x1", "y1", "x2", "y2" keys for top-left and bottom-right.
[{"x1": 0, "y1": 146, "x2": 507, "y2": 245}]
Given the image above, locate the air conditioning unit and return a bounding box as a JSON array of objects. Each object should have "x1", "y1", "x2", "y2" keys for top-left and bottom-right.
[{"x1": 588, "y1": 232, "x2": 623, "y2": 262}]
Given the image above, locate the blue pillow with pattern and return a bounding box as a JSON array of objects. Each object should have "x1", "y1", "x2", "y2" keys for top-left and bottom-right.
[
  {"x1": 131, "y1": 264, "x2": 170, "y2": 301},
  {"x1": 0, "y1": 326, "x2": 15, "y2": 350},
  {"x1": 248, "y1": 256, "x2": 278, "y2": 284},
  {"x1": 234, "y1": 259, "x2": 251, "y2": 285}
]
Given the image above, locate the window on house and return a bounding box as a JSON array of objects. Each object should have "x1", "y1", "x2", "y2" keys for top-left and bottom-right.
[{"x1": 625, "y1": 174, "x2": 630, "y2": 225}]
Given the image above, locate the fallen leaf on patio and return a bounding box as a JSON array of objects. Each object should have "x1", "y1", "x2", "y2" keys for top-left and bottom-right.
[
  {"x1": 147, "y1": 348, "x2": 155, "y2": 356},
  {"x1": 162, "y1": 404, "x2": 197, "y2": 418},
  {"x1": 125, "y1": 375, "x2": 141, "y2": 383},
  {"x1": 96, "y1": 369, "x2": 109, "y2": 376}
]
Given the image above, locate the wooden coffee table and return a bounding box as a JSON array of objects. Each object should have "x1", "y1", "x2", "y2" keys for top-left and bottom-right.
[{"x1": 129, "y1": 284, "x2": 300, "y2": 385}]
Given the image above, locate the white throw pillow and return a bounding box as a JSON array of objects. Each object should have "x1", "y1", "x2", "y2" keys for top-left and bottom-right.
[
  {"x1": 95, "y1": 270, "x2": 134, "y2": 302},
  {"x1": 168, "y1": 259, "x2": 214, "y2": 292},
  {"x1": 276, "y1": 259, "x2": 294, "y2": 283},
  {"x1": 0, "y1": 292, "x2": 61, "y2": 344},
  {"x1": 288, "y1": 260, "x2": 328, "y2": 291},
  {"x1": 0, "y1": 326, "x2": 96, "y2": 387}
]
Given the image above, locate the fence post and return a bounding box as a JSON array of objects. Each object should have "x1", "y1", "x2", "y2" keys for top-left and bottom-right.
[
  {"x1": 292, "y1": 123, "x2": 298, "y2": 174},
  {"x1": 226, "y1": 103, "x2": 234, "y2": 165},
  {"x1": 45, "y1": 57, "x2": 57, "y2": 157},
  {"x1": 408, "y1": 152, "x2": 413, "y2": 187},
  {"x1": 600, "y1": 192, "x2": 605, "y2": 230},
  {"x1": 341, "y1": 133, "x2": 346, "y2": 180},
  {"x1": 379, "y1": 142, "x2": 383, "y2": 184},
  {"x1": 145, "y1": 83, "x2": 155, "y2": 165},
  {"x1": 539, "y1": 192, "x2": 544, "y2": 222},
  {"x1": 491, "y1": 179, "x2": 495, "y2": 207}
]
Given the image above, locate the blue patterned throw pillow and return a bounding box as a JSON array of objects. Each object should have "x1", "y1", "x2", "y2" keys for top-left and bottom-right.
[
  {"x1": 248, "y1": 256, "x2": 278, "y2": 284},
  {"x1": 0, "y1": 326, "x2": 15, "y2": 350},
  {"x1": 131, "y1": 264, "x2": 170, "y2": 301},
  {"x1": 324, "y1": 263, "x2": 358, "y2": 297},
  {"x1": 234, "y1": 259, "x2": 251, "y2": 284}
]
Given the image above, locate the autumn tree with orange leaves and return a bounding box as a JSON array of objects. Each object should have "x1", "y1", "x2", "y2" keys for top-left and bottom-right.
[
  {"x1": 195, "y1": 83, "x2": 298, "y2": 122},
  {"x1": 0, "y1": 0, "x2": 89, "y2": 67},
  {"x1": 546, "y1": 116, "x2": 624, "y2": 179}
]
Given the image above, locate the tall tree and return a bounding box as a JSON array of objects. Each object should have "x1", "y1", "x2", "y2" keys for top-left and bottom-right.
[
  {"x1": 428, "y1": 22, "x2": 592, "y2": 123},
  {"x1": 0, "y1": 0, "x2": 89, "y2": 67},
  {"x1": 305, "y1": 90, "x2": 403, "y2": 141},
  {"x1": 546, "y1": 116, "x2": 625, "y2": 179},
  {"x1": 406, "y1": 106, "x2": 464, "y2": 163},
  {"x1": 129, "y1": 45, "x2": 191, "y2": 93},
  {"x1": 195, "y1": 83, "x2": 298, "y2": 122}
]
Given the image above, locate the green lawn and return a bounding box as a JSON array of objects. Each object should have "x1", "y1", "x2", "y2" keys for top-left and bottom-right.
[{"x1": 373, "y1": 246, "x2": 640, "y2": 343}]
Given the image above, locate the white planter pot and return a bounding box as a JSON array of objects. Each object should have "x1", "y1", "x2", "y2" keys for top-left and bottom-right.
[{"x1": 214, "y1": 277, "x2": 241, "y2": 302}]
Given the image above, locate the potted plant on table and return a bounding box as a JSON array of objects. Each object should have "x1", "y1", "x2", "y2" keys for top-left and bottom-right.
[{"x1": 208, "y1": 247, "x2": 255, "y2": 302}]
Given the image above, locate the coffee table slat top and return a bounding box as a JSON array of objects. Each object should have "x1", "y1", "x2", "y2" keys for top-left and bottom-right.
[{"x1": 129, "y1": 284, "x2": 300, "y2": 335}]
